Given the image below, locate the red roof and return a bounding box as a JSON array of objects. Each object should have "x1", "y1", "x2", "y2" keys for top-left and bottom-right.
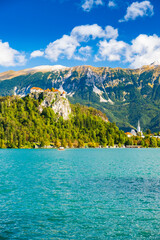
[
  {"x1": 31, "y1": 87, "x2": 43, "y2": 91},
  {"x1": 44, "y1": 88, "x2": 51, "y2": 92},
  {"x1": 30, "y1": 87, "x2": 60, "y2": 93}
]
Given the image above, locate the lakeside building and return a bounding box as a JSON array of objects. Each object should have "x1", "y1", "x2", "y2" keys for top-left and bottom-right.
[
  {"x1": 126, "y1": 132, "x2": 133, "y2": 138},
  {"x1": 137, "y1": 120, "x2": 143, "y2": 136},
  {"x1": 126, "y1": 121, "x2": 144, "y2": 138}
]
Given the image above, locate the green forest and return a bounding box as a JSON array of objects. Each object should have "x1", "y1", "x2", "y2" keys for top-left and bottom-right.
[{"x1": 0, "y1": 95, "x2": 159, "y2": 148}]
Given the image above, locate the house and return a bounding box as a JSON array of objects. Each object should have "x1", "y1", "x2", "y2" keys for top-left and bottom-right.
[
  {"x1": 30, "y1": 87, "x2": 44, "y2": 93},
  {"x1": 126, "y1": 132, "x2": 133, "y2": 138}
]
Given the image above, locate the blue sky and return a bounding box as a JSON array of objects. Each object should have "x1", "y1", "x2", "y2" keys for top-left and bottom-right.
[{"x1": 0, "y1": 0, "x2": 160, "y2": 72}]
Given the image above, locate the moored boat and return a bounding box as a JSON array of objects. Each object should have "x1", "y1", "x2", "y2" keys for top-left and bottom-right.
[{"x1": 58, "y1": 147, "x2": 65, "y2": 151}]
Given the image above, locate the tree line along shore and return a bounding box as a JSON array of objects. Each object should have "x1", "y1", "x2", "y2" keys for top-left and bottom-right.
[{"x1": 0, "y1": 95, "x2": 159, "y2": 149}]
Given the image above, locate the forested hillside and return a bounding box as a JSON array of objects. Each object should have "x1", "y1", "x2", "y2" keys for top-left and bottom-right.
[{"x1": 0, "y1": 95, "x2": 126, "y2": 148}]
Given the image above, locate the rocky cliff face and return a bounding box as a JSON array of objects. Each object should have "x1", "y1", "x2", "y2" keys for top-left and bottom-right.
[{"x1": 30, "y1": 91, "x2": 71, "y2": 120}]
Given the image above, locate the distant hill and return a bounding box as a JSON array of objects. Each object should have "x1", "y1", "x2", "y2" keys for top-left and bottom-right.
[{"x1": 0, "y1": 64, "x2": 160, "y2": 132}]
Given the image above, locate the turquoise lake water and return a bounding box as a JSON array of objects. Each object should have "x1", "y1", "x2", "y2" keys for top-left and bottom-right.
[{"x1": 0, "y1": 149, "x2": 160, "y2": 239}]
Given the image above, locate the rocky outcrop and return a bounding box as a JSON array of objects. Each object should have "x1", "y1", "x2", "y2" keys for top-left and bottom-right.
[{"x1": 30, "y1": 90, "x2": 71, "y2": 120}]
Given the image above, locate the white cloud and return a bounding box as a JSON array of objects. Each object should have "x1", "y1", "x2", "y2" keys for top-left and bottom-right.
[
  {"x1": 71, "y1": 24, "x2": 104, "y2": 41},
  {"x1": 31, "y1": 23, "x2": 160, "y2": 68},
  {"x1": 105, "y1": 26, "x2": 118, "y2": 39},
  {"x1": 44, "y1": 24, "x2": 118, "y2": 62},
  {"x1": 45, "y1": 35, "x2": 79, "y2": 61},
  {"x1": 108, "y1": 0, "x2": 116, "y2": 8},
  {"x1": 95, "y1": 39, "x2": 127, "y2": 61},
  {"x1": 30, "y1": 50, "x2": 44, "y2": 58},
  {"x1": 126, "y1": 34, "x2": 160, "y2": 68},
  {"x1": 0, "y1": 40, "x2": 26, "y2": 67},
  {"x1": 71, "y1": 24, "x2": 118, "y2": 41},
  {"x1": 75, "y1": 46, "x2": 92, "y2": 61},
  {"x1": 82, "y1": 0, "x2": 103, "y2": 12},
  {"x1": 96, "y1": 33, "x2": 160, "y2": 68},
  {"x1": 120, "y1": 1, "x2": 154, "y2": 22}
]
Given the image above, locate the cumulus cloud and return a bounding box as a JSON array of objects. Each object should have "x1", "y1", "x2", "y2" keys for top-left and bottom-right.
[
  {"x1": 30, "y1": 50, "x2": 44, "y2": 58},
  {"x1": 108, "y1": 0, "x2": 116, "y2": 8},
  {"x1": 81, "y1": 0, "x2": 103, "y2": 12},
  {"x1": 119, "y1": 1, "x2": 154, "y2": 22},
  {"x1": 96, "y1": 33, "x2": 160, "y2": 68},
  {"x1": 95, "y1": 39, "x2": 127, "y2": 61},
  {"x1": 71, "y1": 24, "x2": 105, "y2": 41},
  {"x1": 45, "y1": 35, "x2": 79, "y2": 61},
  {"x1": 0, "y1": 40, "x2": 26, "y2": 67},
  {"x1": 126, "y1": 34, "x2": 160, "y2": 68},
  {"x1": 31, "y1": 23, "x2": 160, "y2": 68},
  {"x1": 43, "y1": 24, "x2": 118, "y2": 62},
  {"x1": 71, "y1": 24, "x2": 118, "y2": 41},
  {"x1": 74, "y1": 46, "x2": 92, "y2": 61},
  {"x1": 105, "y1": 26, "x2": 118, "y2": 39}
]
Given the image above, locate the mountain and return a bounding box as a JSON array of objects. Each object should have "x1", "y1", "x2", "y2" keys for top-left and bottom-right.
[
  {"x1": 0, "y1": 64, "x2": 160, "y2": 132},
  {"x1": 0, "y1": 93, "x2": 125, "y2": 149}
]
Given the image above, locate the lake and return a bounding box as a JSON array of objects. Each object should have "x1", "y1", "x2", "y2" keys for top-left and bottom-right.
[{"x1": 0, "y1": 149, "x2": 160, "y2": 239}]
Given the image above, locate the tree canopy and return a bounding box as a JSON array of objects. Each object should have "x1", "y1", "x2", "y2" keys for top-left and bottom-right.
[{"x1": 0, "y1": 95, "x2": 128, "y2": 148}]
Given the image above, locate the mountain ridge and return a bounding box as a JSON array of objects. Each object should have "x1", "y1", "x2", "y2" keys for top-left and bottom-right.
[
  {"x1": 1, "y1": 64, "x2": 160, "y2": 132},
  {"x1": 1, "y1": 64, "x2": 160, "y2": 81}
]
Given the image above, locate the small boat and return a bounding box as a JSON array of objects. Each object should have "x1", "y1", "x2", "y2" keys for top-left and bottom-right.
[{"x1": 58, "y1": 147, "x2": 65, "y2": 151}]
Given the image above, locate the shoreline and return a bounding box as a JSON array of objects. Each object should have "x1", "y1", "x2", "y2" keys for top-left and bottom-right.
[{"x1": 0, "y1": 146, "x2": 160, "y2": 150}]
